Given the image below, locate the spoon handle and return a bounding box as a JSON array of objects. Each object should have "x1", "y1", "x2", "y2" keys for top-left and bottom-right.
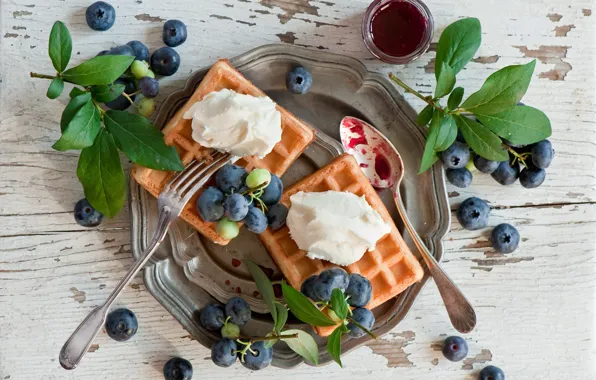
[{"x1": 394, "y1": 189, "x2": 477, "y2": 333}]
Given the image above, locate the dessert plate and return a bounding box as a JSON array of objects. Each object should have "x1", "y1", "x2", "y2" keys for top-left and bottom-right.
[{"x1": 129, "y1": 44, "x2": 450, "y2": 367}]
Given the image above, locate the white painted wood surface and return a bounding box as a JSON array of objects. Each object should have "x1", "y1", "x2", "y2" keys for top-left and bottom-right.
[{"x1": 1, "y1": 0, "x2": 594, "y2": 379}]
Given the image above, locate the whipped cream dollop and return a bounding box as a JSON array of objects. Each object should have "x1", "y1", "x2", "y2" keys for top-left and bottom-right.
[
  {"x1": 183, "y1": 88, "x2": 282, "y2": 158},
  {"x1": 286, "y1": 191, "x2": 391, "y2": 266}
]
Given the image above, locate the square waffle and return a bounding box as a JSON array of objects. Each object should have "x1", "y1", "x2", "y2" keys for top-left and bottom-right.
[
  {"x1": 259, "y1": 153, "x2": 424, "y2": 336},
  {"x1": 131, "y1": 59, "x2": 315, "y2": 245}
]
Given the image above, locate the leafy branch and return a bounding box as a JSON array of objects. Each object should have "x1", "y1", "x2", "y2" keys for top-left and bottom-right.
[
  {"x1": 388, "y1": 18, "x2": 552, "y2": 173},
  {"x1": 31, "y1": 21, "x2": 183, "y2": 218}
]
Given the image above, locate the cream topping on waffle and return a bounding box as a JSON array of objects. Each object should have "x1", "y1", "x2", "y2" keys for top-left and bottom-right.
[
  {"x1": 286, "y1": 190, "x2": 391, "y2": 266},
  {"x1": 184, "y1": 88, "x2": 282, "y2": 158}
]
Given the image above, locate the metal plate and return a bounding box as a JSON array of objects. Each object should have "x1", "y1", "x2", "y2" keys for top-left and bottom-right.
[{"x1": 129, "y1": 44, "x2": 450, "y2": 368}]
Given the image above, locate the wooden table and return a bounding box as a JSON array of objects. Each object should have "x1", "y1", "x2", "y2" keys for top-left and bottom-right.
[{"x1": 1, "y1": 0, "x2": 594, "y2": 378}]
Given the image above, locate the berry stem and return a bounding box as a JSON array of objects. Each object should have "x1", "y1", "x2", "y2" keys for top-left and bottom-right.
[
  {"x1": 388, "y1": 73, "x2": 442, "y2": 111},
  {"x1": 237, "y1": 333, "x2": 298, "y2": 342},
  {"x1": 122, "y1": 92, "x2": 135, "y2": 105},
  {"x1": 505, "y1": 145, "x2": 530, "y2": 168},
  {"x1": 346, "y1": 318, "x2": 377, "y2": 340}
]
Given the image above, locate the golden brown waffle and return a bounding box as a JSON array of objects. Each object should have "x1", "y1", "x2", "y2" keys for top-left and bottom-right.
[
  {"x1": 132, "y1": 59, "x2": 315, "y2": 245},
  {"x1": 259, "y1": 153, "x2": 424, "y2": 336}
]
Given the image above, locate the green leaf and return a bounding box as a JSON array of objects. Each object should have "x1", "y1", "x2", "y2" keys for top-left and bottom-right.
[
  {"x1": 53, "y1": 101, "x2": 101, "y2": 151},
  {"x1": 416, "y1": 105, "x2": 434, "y2": 126},
  {"x1": 46, "y1": 77, "x2": 64, "y2": 99},
  {"x1": 61, "y1": 92, "x2": 92, "y2": 132},
  {"x1": 77, "y1": 129, "x2": 126, "y2": 218},
  {"x1": 434, "y1": 62, "x2": 456, "y2": 99},
  {"x1": 282, "y1": 329, "x2": 319, "y2": 365},
  {"x1": 274, "y1": 302, "x2": 288, "y2": 334},
  {"x1": 326, "y1": 327, "x2": 344, "y2": 367},
  {"x1": 475, "y1": 105, "x2": 551, "y2": 145},
  {"x1": 434, "y1": 114, "x2": 458, "y2": 152},
  {"x1": 447, "y1": 87, "x2": 465, "y2": 110},
  {"x1": 435, "y1": 18, "x2": 481, "y2": 78},
  {"x1": 62, "y1": 55, "x2": 135, "y2": 86},
  {"x1": 244, "y1": 260, "x2": 277, "y2": 325},
  {"x1": 418, "y1": 112, "x2": 442, "y2": 173},
  {"x1": 48, "y1": 21, "x2": 72, "y2": 72},
  {"x1": 104, "y1": 110, "x2": 184, "y2": 171},
  {"x1": 454, "y1": 115, "x2": 508, "y2": 161},
  {"x1": 91, "y1": 84, "x2": 125, "y2": 103},
  {"x1": 461, "y1": 60, "x2": 536, "y2": 115},
  {"x1": 281, "y1": 282, "x2": 336, "y2": 327},
  {"x1": 69, "y1": 87, "x2": 88, "y2": 99},
  {"x1": 330, "y1": 289, "x2": 349, "y2": 320}
]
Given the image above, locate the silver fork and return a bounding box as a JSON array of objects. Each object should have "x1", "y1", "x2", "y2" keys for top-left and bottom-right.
[{"x1": 59, "y1": 151, "x2": 232, "y2": 370}]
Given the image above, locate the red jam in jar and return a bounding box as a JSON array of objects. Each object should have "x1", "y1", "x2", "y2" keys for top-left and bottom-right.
[{"x1": 362, "y1": 0, "x2": 434, "y2": 64}]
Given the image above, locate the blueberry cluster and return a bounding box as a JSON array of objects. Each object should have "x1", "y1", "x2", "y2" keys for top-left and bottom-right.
[
  {"x1": 199, "y1": 297, "x2": 273, "y2": 370},
  {"x1": 457, "y1": 197, "x2": 521, "y2": 253},
  {"x1": 197, "y1": 164, "x2": 289, "y2": 240},
  {"x1": 440, "y1": 336, "x2": 505, "y2": 379},
  {"x1": 86, "y1": 2, "x2": 188, "y2": 118},
  {"x1": 443, "y1": 130, "x2": 554, "y2": 189},
  {"x1": 301, "y1": 268, "x2": 375, "y2": 337}
]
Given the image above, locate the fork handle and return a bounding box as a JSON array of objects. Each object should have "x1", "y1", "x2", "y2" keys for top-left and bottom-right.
[
  {"x1": 59, "y1": 207, "x2": 174, "y2": 370},
  {"x1": 393, "y1": 188, "x2": 477, "y2": 334}
]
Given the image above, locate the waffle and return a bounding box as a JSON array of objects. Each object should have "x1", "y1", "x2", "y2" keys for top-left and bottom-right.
[
  {"x1": 132, "y1": 59, "x2": 315, "y2": 245},
  {"x1": 259, "y1": 153, "x2": 424, "y2": 336}
]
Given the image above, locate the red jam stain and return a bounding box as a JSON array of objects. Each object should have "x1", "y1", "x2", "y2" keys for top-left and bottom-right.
[
  {"x1": 273, "y1": 283, "x2": 283, "y2": 298},
  {"x1": 231, "y1": 258, "x2": 241, "y2": 268},
  {"x1": 225, "y1": 280, "x2": 231, "y2": 286},
  {"x1": 360, "y1": 163, "x2": 369, "y2": 168},
  {"x1": 375, "y1": 154, "x2": 391, "y2": 180},
  {"x1": 257, "y1": 265, "x2": 274, "y2": 279},
  {"x1": 344, "y1": 118, "x2": 368, "y2": 149},
  {"x1": 235, "y1": 287, "x2": 242, "y2": 294},
  {"x1": 370, "y1": 1, "x2": 427, "y2": 57},
  {"x1": 253, "y1": 291, "x2": 260, "y2": 298}
]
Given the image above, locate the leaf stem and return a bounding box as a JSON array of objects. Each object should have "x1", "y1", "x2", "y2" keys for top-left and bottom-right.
[
  {"x1": 347, "y1": 318, "x2": 377, "y2": 340},
  {"x1": 388, "y1": 73, "x2": 442, "y2": 111},
  {"x1": 29, "y1": 72, "x2": 57, "y2": 80}
]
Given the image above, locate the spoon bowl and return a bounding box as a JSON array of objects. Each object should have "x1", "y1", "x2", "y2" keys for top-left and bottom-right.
[{"x1": 339, "y1": 116, "x2": 477, "y2": 334}]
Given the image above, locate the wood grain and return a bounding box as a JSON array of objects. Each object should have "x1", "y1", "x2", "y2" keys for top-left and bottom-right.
[{"x1": 1, "y1": 0, "x2": 594, "y2": 379}]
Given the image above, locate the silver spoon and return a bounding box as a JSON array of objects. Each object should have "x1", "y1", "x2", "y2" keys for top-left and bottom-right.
[{"x1": 339, "y1": 116, "x2": 476, "y2": 333}]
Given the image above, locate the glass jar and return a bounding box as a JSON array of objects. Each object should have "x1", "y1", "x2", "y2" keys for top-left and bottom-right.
[{"x1": 362, "y1": 0, "x2": 434, "y2": 64}]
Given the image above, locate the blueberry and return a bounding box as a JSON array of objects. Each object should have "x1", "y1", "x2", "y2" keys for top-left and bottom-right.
[
  {"x1": 241, "y1": 341, "x2": 273, "y2": 370},
  {"x1": 456, "y1": 197, "x2": 490, "y2": 231},
  {"x1": 503, "y1": 139, "x2": 525, "y2": 149},
  {"x1": 163, "y1": 357, "x2": 193, "y2": 380},
  {"x1": 491, "y1": 160, "x2": 520, "y2": 186},
  {"x1": 346, "y1": 307, "x2": 375, "y2": 337},
  {"x1": 105, "y1": 79, "x2": 136, "y2": 110},
  {"x1": 225, "y1": 297, "x2": 251, "y2": 326},
  {"x1": 211, "y1": 339, "x2": 238, "y2": 368},
  {"x1": 224, "y1": 193, "x2": 249, "y2": 222},
  {"x1": 441, "y1": 142, "x2": 470, "y2": 169},
  {"x1": 300, "y1": 275, "x2": 321, "y2": 301},
  {"x1": 162, "y1": 20, "x2": 188, "y2": 48},
  {"x1": 313, "y1": 267, "x2": 349, "y2": 301},
  {"x1": 442, "y1": 336, "x2": 468, "y2": 362},
  {"x1": 261, "y1": 174, "x2": 283, "y2": 205},
  {"x1": 520, "y1": 165, "x2": 546, "y2": 189},
  {"x1": 474, "y1": 156, "x2": 501, "y2": 174},
  {"x1": 531, "y1": 139, "x2": 554, "y2": 169},
  {"x1": 456, "y1": 129, "x2": 465, "y2": 143},
  {"x1": 266, "y1": 203, "x2": 289, "y2": 230},
  {"x1": 106, "y1": 45, "x2": 135, "y2": 57},
  {"x1": 479, "y1": 365, "x2": 505, "y2": 380},
  {"x1": 126, "y1": 40, "x2": 149, "y2": 61},
  {"x1": 446, "y1": 168, "x2": 473, "y2": 188},
  {"x1": 86, "y1": 1, "x2": 115, "y2": 31},
  {"x1": 491, "y1": 223, "x2": 520, "y2": 253},
  {"x1": 216, "y1": 164, "x2": 248, "y2": 194},
  {"x1": 345, "y1": 273, "x2": 372, "y2": 307},
  {"x1": 286, "y1": 66, "x2": 312, "y2": 94},
  {"x1": 196, "y1": 186, "x2": 225, "y2": 222},
  {"x1": 151, "y1": 47, "x2": 181, "y2": 76},
  {"x1": 199, "y1": 304, "x2": 225, "y2": 331},
  {"x1": 105, "y1": 308, "x2": 138, "y2": 342},
  {"x1": 96, "y1": 50, "x2": 109, "y2": 56},
  {"x1": 137, "y1": 77, "x2": 159, "y2": 98},
  {"x1": 74, "y1": 198, "x2": 103, "y2": 227},
  {"x1": 243, "y1": 206, "x2": 268, "y2": 234}
]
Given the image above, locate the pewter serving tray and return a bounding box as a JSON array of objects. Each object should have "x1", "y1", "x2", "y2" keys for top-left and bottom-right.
[{"x1": 129, "y1": 44, "x2": 450, "y2": 368}]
